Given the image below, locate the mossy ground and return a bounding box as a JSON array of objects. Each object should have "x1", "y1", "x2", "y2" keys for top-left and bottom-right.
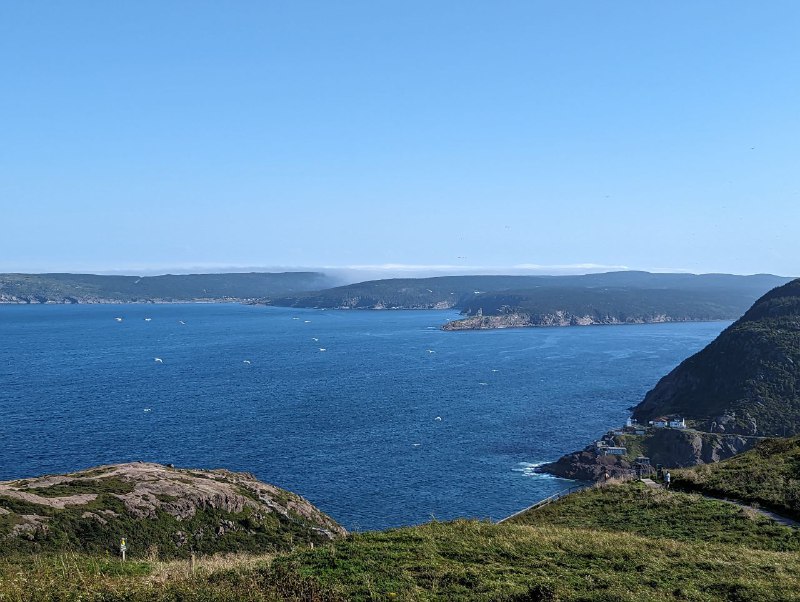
[{"x1": 0, "y1": 495, "x2": 326, "y2": 559}]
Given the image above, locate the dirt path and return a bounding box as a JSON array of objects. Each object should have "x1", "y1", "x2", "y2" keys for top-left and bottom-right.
[
  {"x1": 697, "y1": 493, "x2": 799, "y2": 528},
  {"x1": 645, "y1": 479, "x2": 799, "y2": 529}
]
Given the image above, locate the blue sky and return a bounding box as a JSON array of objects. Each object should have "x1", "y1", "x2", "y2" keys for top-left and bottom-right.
[{"x1": 1, "y1": 2, "x2": 798, "y2": 276}]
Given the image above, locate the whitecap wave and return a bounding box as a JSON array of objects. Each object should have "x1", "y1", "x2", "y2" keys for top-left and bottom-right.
[{"x1": 511, "y1": 461, "x2": 559, "y2": 479}]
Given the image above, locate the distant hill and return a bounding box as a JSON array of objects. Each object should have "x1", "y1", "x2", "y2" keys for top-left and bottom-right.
[
  {"x1": 632, "y1": 279, "x2": 800, "y2": 436},
  {"x1": 0, "y1": 272, "x2": 333, "y2": 304},
  {"x1": 0, "y1": 462, "x2": 345, "y2": 558},
  {"x1": 262, "y1": 272, "x2": 793, "y2": 329},
  {"x1": 447, "y1": 285, "x2": 773, "y2": 329},
  {"x1": 263, "y1": 274, "x2": 558, "y2": 309},
  {"x1": 673, "y1": 436, "x2": 800, "y2": 519}
]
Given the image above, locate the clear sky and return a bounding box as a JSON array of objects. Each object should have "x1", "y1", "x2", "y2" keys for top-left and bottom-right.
[{"x1": 1, "y1": 2, "x2": 798, "y2": 276}]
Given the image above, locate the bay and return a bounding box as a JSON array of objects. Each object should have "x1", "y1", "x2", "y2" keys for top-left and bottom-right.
[{"x1": 0, "y1": 304, "x2": 727, "y2": 530}]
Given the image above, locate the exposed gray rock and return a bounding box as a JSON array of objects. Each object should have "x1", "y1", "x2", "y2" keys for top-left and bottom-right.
[{"x1": 539, "y1": 429, "x2": 760, "y2": 480}]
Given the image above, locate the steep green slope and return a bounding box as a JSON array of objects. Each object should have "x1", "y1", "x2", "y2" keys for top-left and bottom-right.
[
  {"x1": 0, "y1": 463, "x2": 345, "y2": 559},
  {"x1": 632, "y1": 279, "x2": 800, "y2": 436},
  {"x1": 673, "y1": 436, "x2": 800, "y2": 518},
  {"x1": 0, "y1": 272, "x2": 332, "y2": 303}
]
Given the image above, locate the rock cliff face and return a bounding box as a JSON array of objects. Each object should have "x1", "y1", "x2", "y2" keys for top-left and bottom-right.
[
  {"x1": 0, "y1": 463, "x2": 345, "y2": 558},
  {"x1": 442, "y1": 312, "x2": 677, "y2": 330},
  {"x1": 539, "y1": 429, "x2": 759, "y2": 481}
]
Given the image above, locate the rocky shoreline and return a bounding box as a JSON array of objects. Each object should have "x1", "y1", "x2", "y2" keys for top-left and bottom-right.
[
  {"x1": 538, "y1": 427, "x2": 760, "y2": 481},
  {"x1": 442, "y1": 312, "x2": 685, "y2": 331}
]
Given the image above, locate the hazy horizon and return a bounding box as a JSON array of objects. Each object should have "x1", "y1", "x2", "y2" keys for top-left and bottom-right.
[{"x1": 3, "y1": 264, "x2": 796, "y2": 284}]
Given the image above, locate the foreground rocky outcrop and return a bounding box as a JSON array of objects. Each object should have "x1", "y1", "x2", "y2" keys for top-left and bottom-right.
[
  {"x1": 539, "y1": 428, "x2": 760, "y2": 481},
  {"x1": 0, "y1": 462, "x2": 345, "y2": 558}
]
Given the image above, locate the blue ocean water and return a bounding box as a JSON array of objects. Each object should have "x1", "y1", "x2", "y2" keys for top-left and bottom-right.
[{"x1": 0, "y1": 304, "x2": 727, "y2": 530}]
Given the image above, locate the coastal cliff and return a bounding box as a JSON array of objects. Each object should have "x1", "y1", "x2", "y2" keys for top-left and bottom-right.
[
  {"x1": 541, "y1": 279, "x2": 800, "y2": 480},
  {"x1": 442, "y1": 311, "x2": 678, "y2": 330},
  {"x1": 632, "y1": 278, "x2": 800, "y2": 437}
]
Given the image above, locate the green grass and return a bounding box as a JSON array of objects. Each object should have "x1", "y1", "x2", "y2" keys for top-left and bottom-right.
[
  {"x1": 2, "y1": 518, "x2": 799, "y2": 601},
  {"x1": 673, "y1": 436, "x2": 800, "y2": 518},
  {"x1": 507, "y1": 481, "x2": 800, "y2": 552},
  {"x1": 2, "y1": 482, "x2": 800, "y2": 600}
]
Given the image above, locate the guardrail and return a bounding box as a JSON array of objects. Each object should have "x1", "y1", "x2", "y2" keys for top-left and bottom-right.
[
  {"x1": 497, "y1": 484, "x2": 588, "y2": 524},
  {"x1": 497, "y1": 468, "x2": 648, "y2": 524}
]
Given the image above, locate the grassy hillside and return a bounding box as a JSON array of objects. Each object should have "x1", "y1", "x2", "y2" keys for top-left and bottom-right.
[
  {"x1": 673, "y1": 436, "x2": 800, "y2": 519},
  {"x1": 633, "y1": 279, "x2": 800, "y2": 436},
  {"x1": 507, "y1": 481, "x2": 800, "y2": 552},
  {"x1": 2, "y1": 481, "x2": 799, "y2": 601},
  {"x1": 0, "y1": 272, "x2": 332, "y2": 303}
]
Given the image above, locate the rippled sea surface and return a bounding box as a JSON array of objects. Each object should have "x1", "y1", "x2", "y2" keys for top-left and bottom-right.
[{"x1": 0, "y1": 304, "x2": 727, "y2": 530}]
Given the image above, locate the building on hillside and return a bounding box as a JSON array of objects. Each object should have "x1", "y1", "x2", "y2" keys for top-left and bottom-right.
[
  {"x1": 600, "y1": 446, "x2": 626, "y2": 456},
  {"x1": 649, "y1": 416, "x2": 687, "y2": 429}
]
